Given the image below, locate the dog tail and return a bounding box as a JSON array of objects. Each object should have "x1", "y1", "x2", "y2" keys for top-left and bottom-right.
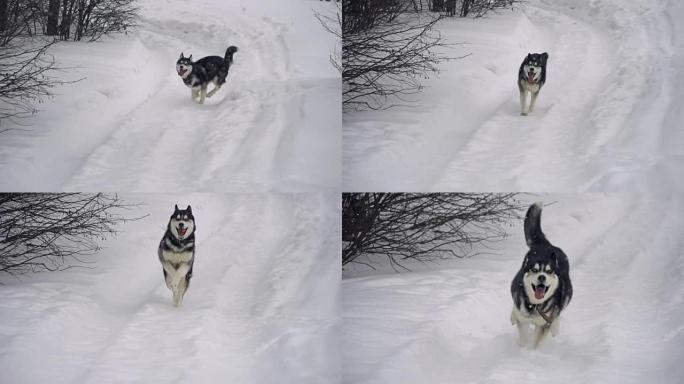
[
  {"x1": 225, "y1": 46, "x2": 239, "y2": 65},
  {"x1": 524, "y1": 202, "x2": 549, "y2": 247}
]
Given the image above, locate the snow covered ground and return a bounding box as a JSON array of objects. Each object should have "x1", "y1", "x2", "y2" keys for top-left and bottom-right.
[
  {"x1": 0, "y1": 193, "x2": 340, "y2": 384},
  {"x1": 343, "y1": 194, "x2": 684, "y2": 384},
  {"x1": 0, "y1": 0, "x2": 340, "y2": 192},
  {"x1": 343, "y1": 0, "x2": 684, "y2": 192}
]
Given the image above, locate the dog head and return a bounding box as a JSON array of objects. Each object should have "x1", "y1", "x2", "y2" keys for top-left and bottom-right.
[
  {"x1": 512, "y1": 202, "x2": 572, "y2": 310},
  {"x1": 521, "y1": 248, "x2": 561, "y2": 304},
  {"x1": 169, "y1": 204, "x2": 195, "y2": 241},
  {"x1": 176, "y1": 53, "x2": 194, "y2": 79},
  {"x1": 521, "y1": 52, "x2": 548, "y2": 83}
]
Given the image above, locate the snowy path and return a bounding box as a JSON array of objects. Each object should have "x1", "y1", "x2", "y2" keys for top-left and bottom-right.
[
  {"x1": 0, "y1": 194, "x2": 340, "y2": 384},
  {"x1": 343, "y1": 196, "x2": 684, "y2": 384},
  {"x1": 0, "y1": 0, "x2": 340, "y2": 192},
  {"x1": 343, "y1": 0, "x2": 684, "y2": 192}
]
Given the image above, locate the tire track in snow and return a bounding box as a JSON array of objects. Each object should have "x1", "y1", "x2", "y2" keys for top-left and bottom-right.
[
  {"x1": 433, "y1": 2, "x2": 615, "y2": 191},
  {"x1": 62, "y1": 11, "x2": 299, "y2": 192}
]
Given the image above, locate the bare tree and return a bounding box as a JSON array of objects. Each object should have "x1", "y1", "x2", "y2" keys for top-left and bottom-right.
[
  {"x1": 342, "y1": 0, "x2": 455, "y2": 110},
  {"x1": 0, "y1": 193, "x2": 142, "y2": 276},
  {"x1": 58, "y1": 0, "x2": 138, "y2": 41},
  {"x1": 343, "y1": 193, "x2": 522, "y2": 270}
]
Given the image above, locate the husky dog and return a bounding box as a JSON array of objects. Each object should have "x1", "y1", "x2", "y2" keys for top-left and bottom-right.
[
  {"x1": 510, "y1": 202, "x2": 572, "y2": 348},
  {"x1": 176, "y1": 46, "x2": 238, "y2": 104},
  {"x1": 518, "y1": 52, "x2": 548, "y2": 116},
  {"x1": 158, "y1": 204, "x2": 196, "y2": 307}
]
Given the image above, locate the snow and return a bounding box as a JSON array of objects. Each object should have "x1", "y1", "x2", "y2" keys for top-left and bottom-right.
[
  {"x1": 343, "y1": 0, "x2": 684, "y2": 192},
  {"x1": 0, "y1": 193, "x2": 340, "y2": 384},
  {"x1": 343, "y1": 194, "x2": 684, "y2": 384},
  {"x1": 0, "y1": 0, "x2": 341, "y2": 193}
]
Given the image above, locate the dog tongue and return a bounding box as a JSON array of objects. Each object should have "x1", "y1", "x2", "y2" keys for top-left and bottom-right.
[
  {"x1": 178, "y1": 227, "x2": 187, "y2": 236},
  {"x1": 534, "y1": 286, "x2": 545, "y2": 300},
  {"x1": 528, "y1": 72, "x2": 535, "y2": 82}
]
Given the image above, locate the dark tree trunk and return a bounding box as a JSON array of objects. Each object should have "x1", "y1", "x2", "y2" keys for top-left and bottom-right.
[
  {"x1": 0, "y1": 0, "x2": 7, "y2": 32},
  {"x1": 47, "y1": 0, "x2": 60, "y2": 35}
]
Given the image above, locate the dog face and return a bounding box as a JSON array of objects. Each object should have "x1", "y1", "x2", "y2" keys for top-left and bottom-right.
[
  {"x1": 169, "y1": 204, "x2": 195, "y2": 241},
  {"x1": 521, "y1": 254, "x2": 560, "y2": 304},
  {"x1": 176, "y1": 53, "x2": 193, "y2": 78},
  {"x1": 521, "y1": 53, "x2": 548, "y2": 83}
]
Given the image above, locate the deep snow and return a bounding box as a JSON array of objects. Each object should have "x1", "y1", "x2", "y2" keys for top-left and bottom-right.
[
  {"x1": 343, "y1": 0, "x2": 684, "y2": 192},
  {"x1": 0, "y1": 193, "x2": 340, "y2": 384},
  {"x1": 0, "y1": 0, "x2": 341, "y2": 192},
  {"x1": 343, "y1": 195, "x2": 684, "y2": 384}
]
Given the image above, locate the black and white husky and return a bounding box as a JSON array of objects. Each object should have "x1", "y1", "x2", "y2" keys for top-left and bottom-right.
[
  {"x1": 518, "y1": 52, "x2": 548, "y2": 116},
  {"x1": 176, "y1": 46, "x2": 238, "y2": 104},
  {"x1": 510, "y1": 202, "x2": 572, "y2": 348},
  {"x1": 158, "y1": 205, "x2": 196, "y2": 307}
]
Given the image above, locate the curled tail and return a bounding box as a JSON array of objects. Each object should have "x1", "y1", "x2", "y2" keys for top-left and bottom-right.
[
  {"x1": 524, "y1": 202, "x2": 549, "y2": 247},
  {"x1": 225, "y1": 46, "x2": 239, "y2": 65}
]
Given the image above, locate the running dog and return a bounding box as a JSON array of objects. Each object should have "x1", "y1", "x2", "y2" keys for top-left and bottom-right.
[
  {"x1": 518, "y1": 52, "x2": 548, "y2": 116},
  {"x1": 176, "y1": 46, "x2": 238, "y2": 104},
  {"x1": 158, "y1": 204, "x2": 196, "y2": 307},
  {"x1": 510, "y1": 202, "x2": 572, "y2": 348}
]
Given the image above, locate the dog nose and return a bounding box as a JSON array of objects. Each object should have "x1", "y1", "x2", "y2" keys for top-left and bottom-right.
[
  {"x1": 538, "y1": 275, "x2": 546, "y2": 282},
  {"x1": 178, "y1": 223, "x2": 184, "y2": 228}
]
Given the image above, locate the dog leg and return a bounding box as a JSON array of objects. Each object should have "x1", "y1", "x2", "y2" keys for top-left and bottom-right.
[
  {"x1": 516, "y1": 321, "x2": 530, "y2": 347},
  {"x1": 170, "y1": 264, "x2": 190, "y2": 289},
  {"x1": 206, "y1": 84, "x2": 222, "y2": 98},
  {"x1": 175, "y1": 277, "x2": 189, "y2": 307},
  {"x1": 550, "y1": 317, "x2": 560, "y2": 337},
  {"x1": 520, "y1": 90, "x2": 528, "y2": 116},
  {"x1": 529, "y1": 91, "x2": 540, "y2": 113},
  {"x1": 198, "y1": 86, "x2": 207, "y2": 104},
  {"x1": 532, "y1": 325, "x2": 551, "y2": 348}
]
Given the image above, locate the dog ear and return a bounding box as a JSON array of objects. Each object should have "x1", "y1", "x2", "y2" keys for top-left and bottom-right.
[
  {"x1": 542, "y1": 52, "x2": 549, "y2": 61},
  {"x1": 179, "y1": 52, "x2": 184, "y2": 59},
  {"x1": 186, "y1": 205, "x2": 192, "y2": 213},
  {"x1": 189, "y1": 54, "x2": 192, "y2": 61},
  {"x1": 174, "y1": 204, "x2": 179, "y2": 211}
]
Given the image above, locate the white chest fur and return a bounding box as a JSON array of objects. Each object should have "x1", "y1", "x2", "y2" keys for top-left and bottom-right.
[
  {"x1": 512, "y1": 305, "x2": 550, "y2": 327},
  {"x1": 161, "y1": 249, "x2": 193, "y2": 265},
  {"x1": 520, "y1": 81, "x2": 541, "y2": 93}
]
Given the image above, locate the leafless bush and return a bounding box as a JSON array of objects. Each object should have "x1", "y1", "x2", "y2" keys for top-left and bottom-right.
[
  {"x1": 0, "y1": 193, "x2": 142, "y2": 275},
  {"x1": 342, "y1": 193, "x2": 522, "y2": 270},
  {"x1": 0, "y1": 39, "x2": 69, "y2": 126},
  {"x1": 342, "y1": 0, "x2": 454, "y2": 110}
]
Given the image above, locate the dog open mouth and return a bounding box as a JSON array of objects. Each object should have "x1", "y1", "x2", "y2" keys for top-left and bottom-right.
[
  {"x1": 178, "y1": 68, "x2": 188, "y2": 77},
  {"x1": 177, "y1": 226, "x2": 187, "y2": 237},
  {"x1": 532, "y1": 283, "x2": 549, "y2": 300},
  {"x1": 527, "y1": 71, "x2": 536, "y2": 83}
]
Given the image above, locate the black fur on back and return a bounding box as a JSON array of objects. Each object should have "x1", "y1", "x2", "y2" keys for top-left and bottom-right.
[
  {"x1": 518, "y1": 52, "x2": 548, "y2": 86},
  {"x1": 511, "y1": 203, "x2": 572, "y2": 312}
]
